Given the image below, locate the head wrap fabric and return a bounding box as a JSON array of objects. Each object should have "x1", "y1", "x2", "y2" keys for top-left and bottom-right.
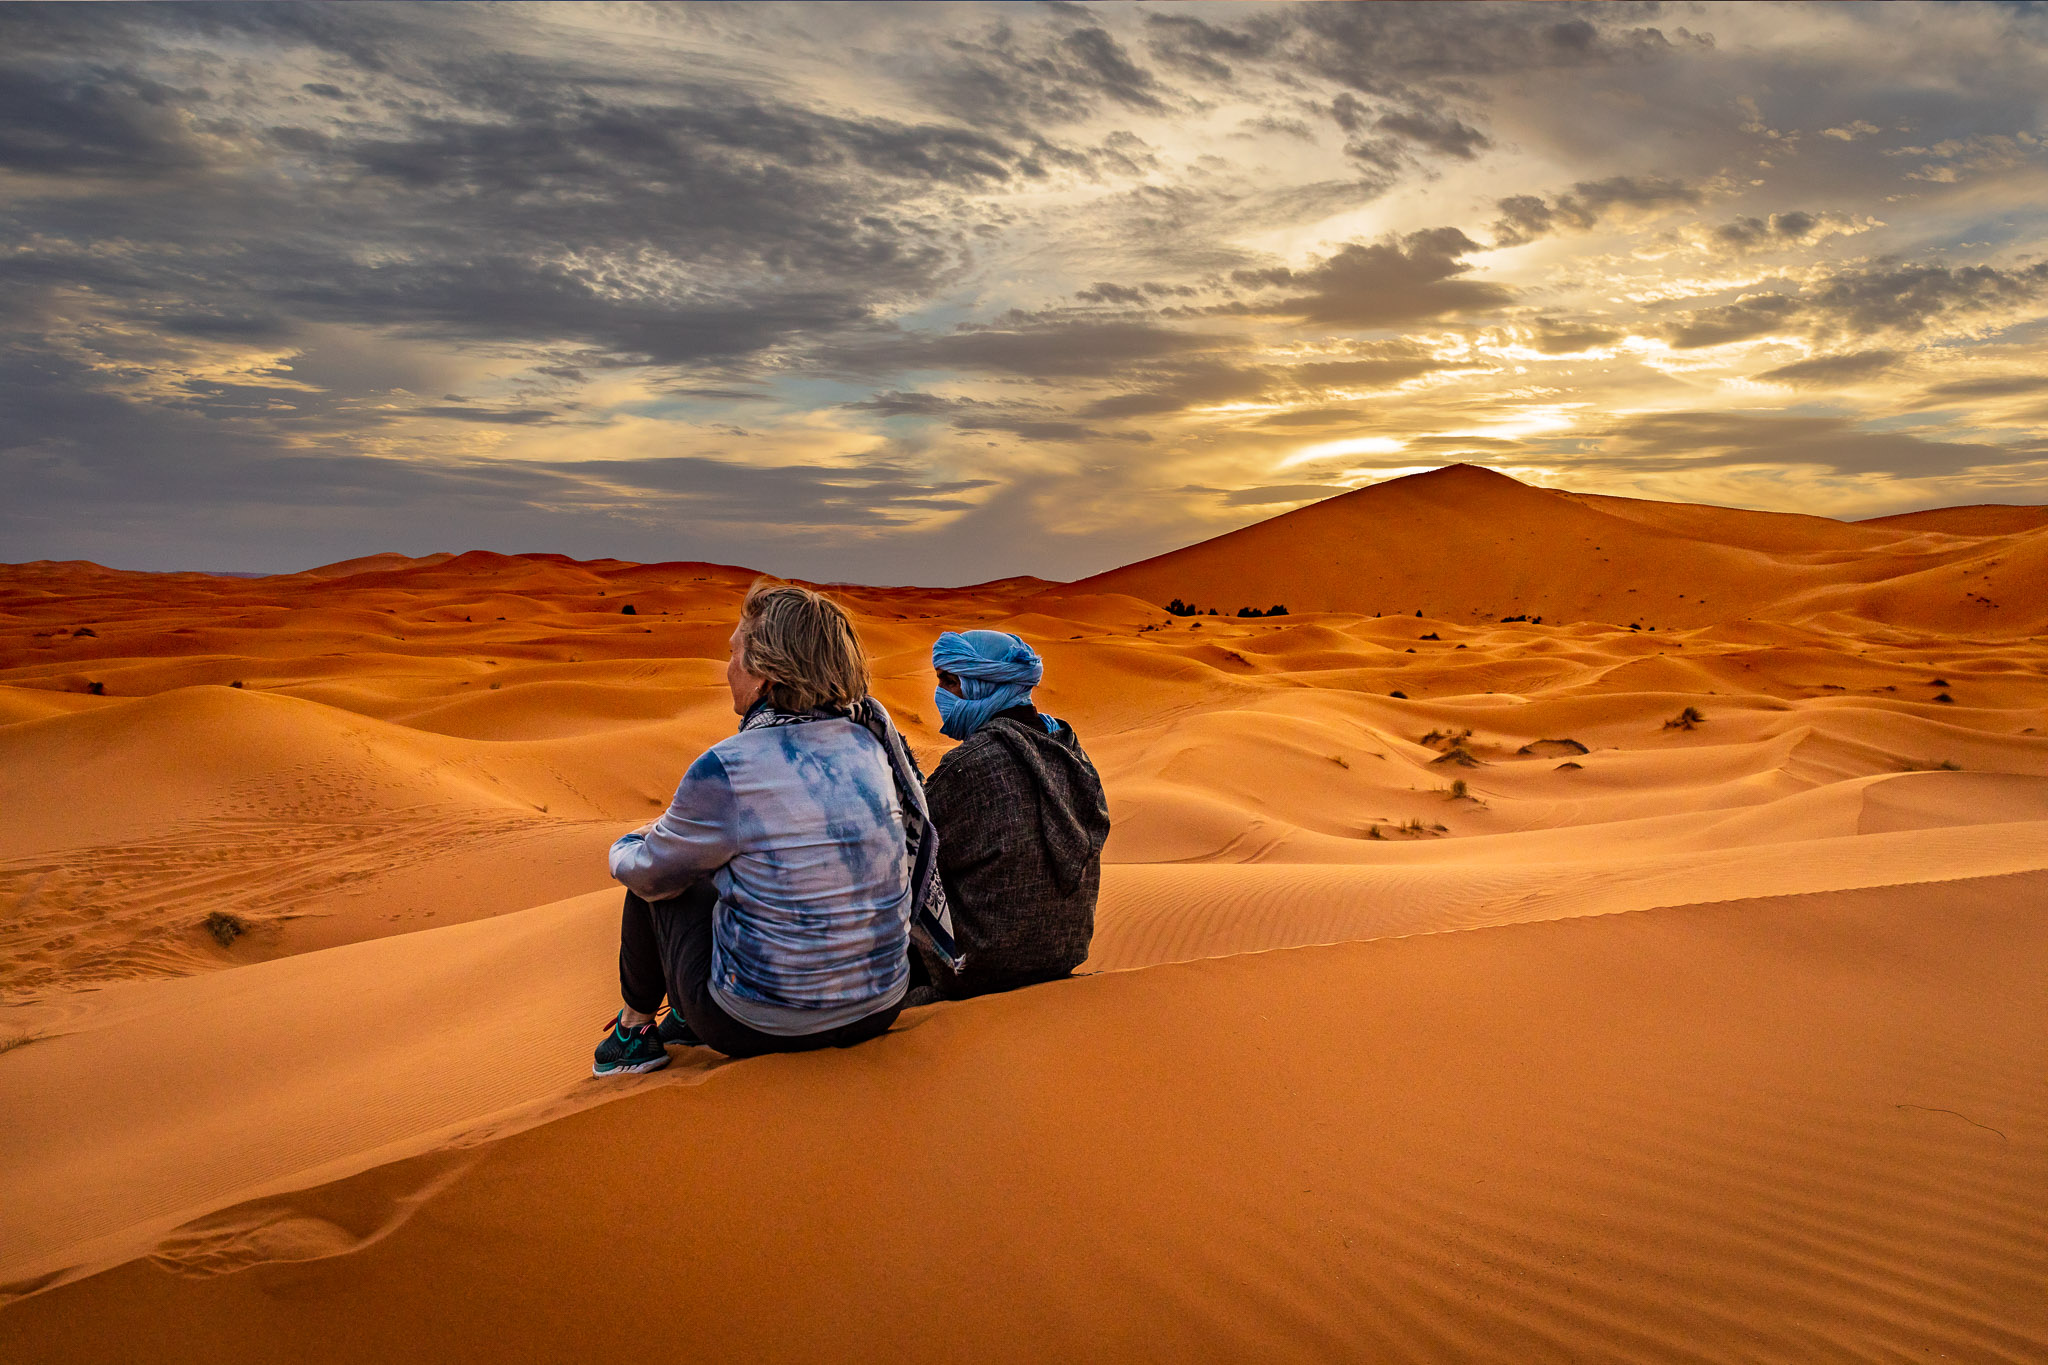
[{"x1": 932, "y1": 629, "x2": 1043, "y2": 740}]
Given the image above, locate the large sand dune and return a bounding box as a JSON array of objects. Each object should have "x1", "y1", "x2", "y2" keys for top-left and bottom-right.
[{"x1": 2, "y1": 467, "x2": 2044, "y2": 1361}]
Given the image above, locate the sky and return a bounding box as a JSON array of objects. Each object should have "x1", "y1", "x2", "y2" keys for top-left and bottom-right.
[{"x1": 5, "y1": 1, "x2": 2048, "y2": 581}]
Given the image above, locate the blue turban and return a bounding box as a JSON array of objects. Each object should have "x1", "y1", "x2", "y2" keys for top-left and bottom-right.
[{"x1": 932, "y1": 629, "x2": 1043, "y2": 739}]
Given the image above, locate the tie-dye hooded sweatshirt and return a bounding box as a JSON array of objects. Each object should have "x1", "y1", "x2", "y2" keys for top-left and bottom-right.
[{"x1": 609, "y1": 712, "x2": 911, "y2": 1035}]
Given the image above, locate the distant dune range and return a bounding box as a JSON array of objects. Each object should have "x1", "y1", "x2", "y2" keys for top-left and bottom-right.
[{"x1": 3, "y1": 466, "x2": 2044, "y2": 1362}]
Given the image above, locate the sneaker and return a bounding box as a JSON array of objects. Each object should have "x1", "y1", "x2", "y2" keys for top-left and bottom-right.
[
  {"x1": 592, "y1": 1011, "x2": 670, "y2": 1077},
  {"x1": 655, "y1": 1007, "x2": 701, "y2": 1048}
]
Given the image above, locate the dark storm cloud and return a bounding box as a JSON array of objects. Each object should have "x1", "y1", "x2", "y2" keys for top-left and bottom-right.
[
  {"x1": 1491, "y1": 176, "x2": 1701, "y2": 246},
  {"x1": 1592, "y1": 411, "x2": 2016, "y2": 479},
  {"x1": 1755, "y1": 351, "x2": 1900, "y2": 388},
  {"x1": 1232, "y1": 229, "x2": 1512, "y2": 328}
]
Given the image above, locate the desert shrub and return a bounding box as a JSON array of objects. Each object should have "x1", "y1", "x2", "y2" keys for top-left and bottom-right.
[
  {"x1": 1267, "y1": 605, "x2": 1289, "y2": 616},
  {"x1": 1663, "y1": 706, "x2": 1705, "y2": 730},
  {"x1": 73, "y1": 626, "x2": 97, "y2": 638},
  {"x1": 205, "y1": 911, "x2": 248, "y2": 947},
  {"x1": 1517, "y1": 737, "x2": 1589, "y2": 757},
  {"x1": 1388, "y1": 690, "x2": 1408, "y2": 699},
  {"x1": 1448, "y1": 779, "x2": 1469, "y2": 799},
  {"x1": 229, "y1": 680, "x2": 244, "y2": 689},
  {"x1": 1933, "y1": 692, "x2": 1954, "y2": 704},
  {"x1": 85, "y1": 681, "x2": 104, "y2": 696},
  {"x1": 1929, "y1": 677, "x2": 1949, "y2": 686},
  {"x1": 1419, "y1": 632, "x2": 1440, "y2": 640},
  {"x1": 1166, "y1": 598, "x2": 1198, "y2": 616},
  {"x1": 620, "y1": 603, "x2": 637, "y2": 615}
]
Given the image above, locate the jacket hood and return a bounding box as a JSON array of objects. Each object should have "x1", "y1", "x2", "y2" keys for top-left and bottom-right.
[{"x1": 981, "y1": 716, "x2": 1110, "y2": 896}]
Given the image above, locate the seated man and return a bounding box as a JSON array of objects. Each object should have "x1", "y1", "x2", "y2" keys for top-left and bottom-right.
[
  {"x1": 593, "y1": 581, "x2": 958, "y2": 1073},
  {"x1": 911, "y1": 629, "x2": 1110, "y2": 1001}
]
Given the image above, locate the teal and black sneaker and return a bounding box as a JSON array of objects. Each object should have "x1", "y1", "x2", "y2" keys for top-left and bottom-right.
[
  {"x1": 655, "y1": 1006, "x2": 701, "y2": 1049},
  {"x1": 592, "y1": 1012, "x2": 670, "y2": 1077}
]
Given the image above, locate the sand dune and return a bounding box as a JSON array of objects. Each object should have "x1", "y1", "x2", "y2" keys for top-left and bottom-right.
[
  {"x1": 4, "y1": 875, "x2": 2041, "y2": 1362},
  {"x1": 2, "y1": 467, "x2": 2045, "y2": 1360},
  {"x1": 1078, "y1": 463, "x2": 2048, "y2": 633}
]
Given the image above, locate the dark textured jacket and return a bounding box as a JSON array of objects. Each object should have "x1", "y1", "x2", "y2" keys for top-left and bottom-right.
[{"x1": 919, "y1": 707, "x2": 1110, "y2": 996}]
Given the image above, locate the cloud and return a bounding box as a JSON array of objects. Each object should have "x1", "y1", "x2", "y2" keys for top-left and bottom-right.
[
  {"x1": 1660, "y1": 259, "x2": 2048, "y2": 348},
  {"x1": 1528, "y1": 321, "x2": 1625, "y2": 354},
  {"x1": 1754, "y1": 350, "x2": 1900, "y2": 387},
  {"x1": 1491, "y1": 175, "x2": 1700, "y2": 245},
  {"x1": 834, "y1": 318, "x2": 1225, "y2": 379},
  {"x1": 1286, "y1": 355, "x2": 1450, "y2": 388},
  {"x1": 1255, "y1": 407, "x2": 1370, "y2": 427},
  {"x1": 1920, "y1": 374, "x2": 2048, "y2": 399},
  {"x1": 5, "y1": 2, "x2": 2048, "y2": 578},
  {"x1": 1709, "y1": 210, "x2": 1854, "y2": 253},
  {"x1": 1369, "y1": 106, "x2": 1491, "y2": 160},
  {"x1": 1592, "y1": 411, "x2": 2015, "y2": 478},
  {"x1": 1221, "y1": 484, "x2": 1341, "y2": 506},
  {"x1": 410, "y1": 405, "x2": 560, "y2": 425},
  {"x1": 1291, "y1": 5, "x2": 1686, "y2": 96},
  {"x1": 915, "y1": 17, "x2": 1168, "y2": 131},
  {"x1": 1233, "y1": 229, "x2": 1512, "y2": 327},
  {"x1": 533, "y1": 456, "x2": 995, "y2": 526},
  {"x1": 1079, "y1": 361, "x2": 1275, "y2": 419},
  {"x1": 1142, "y1": 11, "x2": 1277, "y2": 82}
]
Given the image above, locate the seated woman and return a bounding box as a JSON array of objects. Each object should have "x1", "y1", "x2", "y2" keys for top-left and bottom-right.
[
  {"x1": 912, "y1": 629, "x2": 1109, "y2": 1001},
  {"x1": 595, "y1": 582, "x2": 958, "y2": 1073}
]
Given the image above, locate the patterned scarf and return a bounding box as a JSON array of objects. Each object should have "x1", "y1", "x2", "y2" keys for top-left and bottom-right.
[{"x1": 740, "y1": 697, "x2": 964, "y2": 972}]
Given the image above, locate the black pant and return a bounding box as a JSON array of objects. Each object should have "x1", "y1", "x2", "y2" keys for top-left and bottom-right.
[
  {"x1": 618, "y1": 882, "x2": 900, "y2": 1059},
  {"x1": 907, "y1": 943, "x2": 1075, "y2": 1002}
]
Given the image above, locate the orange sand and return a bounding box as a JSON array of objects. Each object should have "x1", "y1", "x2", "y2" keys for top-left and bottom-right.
[{"x1": 2, "y1": 466, "x2": 2044, "y2": 1361}]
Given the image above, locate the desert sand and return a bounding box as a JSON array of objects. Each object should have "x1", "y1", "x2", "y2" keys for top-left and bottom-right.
[{"x1": 2, "y1": 465, "x2": 2043, "y2": 1362}]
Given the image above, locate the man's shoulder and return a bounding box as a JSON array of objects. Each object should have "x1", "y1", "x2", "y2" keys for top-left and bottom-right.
[{"x1": 933, "y1": 727, "x2": 1013, "y2": 776}]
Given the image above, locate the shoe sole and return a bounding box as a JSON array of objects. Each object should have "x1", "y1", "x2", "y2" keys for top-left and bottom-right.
[{"x1": 591, "y1": 1055, "x2": 671, "y2": 1077}]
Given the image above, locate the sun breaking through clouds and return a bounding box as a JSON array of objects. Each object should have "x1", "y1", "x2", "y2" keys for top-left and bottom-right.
[{"x1": 5, "y1": 1, "x2": 2048, "y2": 579}]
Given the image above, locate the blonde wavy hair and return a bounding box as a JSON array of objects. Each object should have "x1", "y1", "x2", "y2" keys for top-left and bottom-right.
[{"x1": 734, "y1": 580, "x2": 872, "y2": 713}]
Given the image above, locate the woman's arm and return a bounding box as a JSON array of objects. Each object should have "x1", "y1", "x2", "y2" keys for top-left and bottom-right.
[{"x1": 609, "y1": 748, "x2": 742, "y2": 902}]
